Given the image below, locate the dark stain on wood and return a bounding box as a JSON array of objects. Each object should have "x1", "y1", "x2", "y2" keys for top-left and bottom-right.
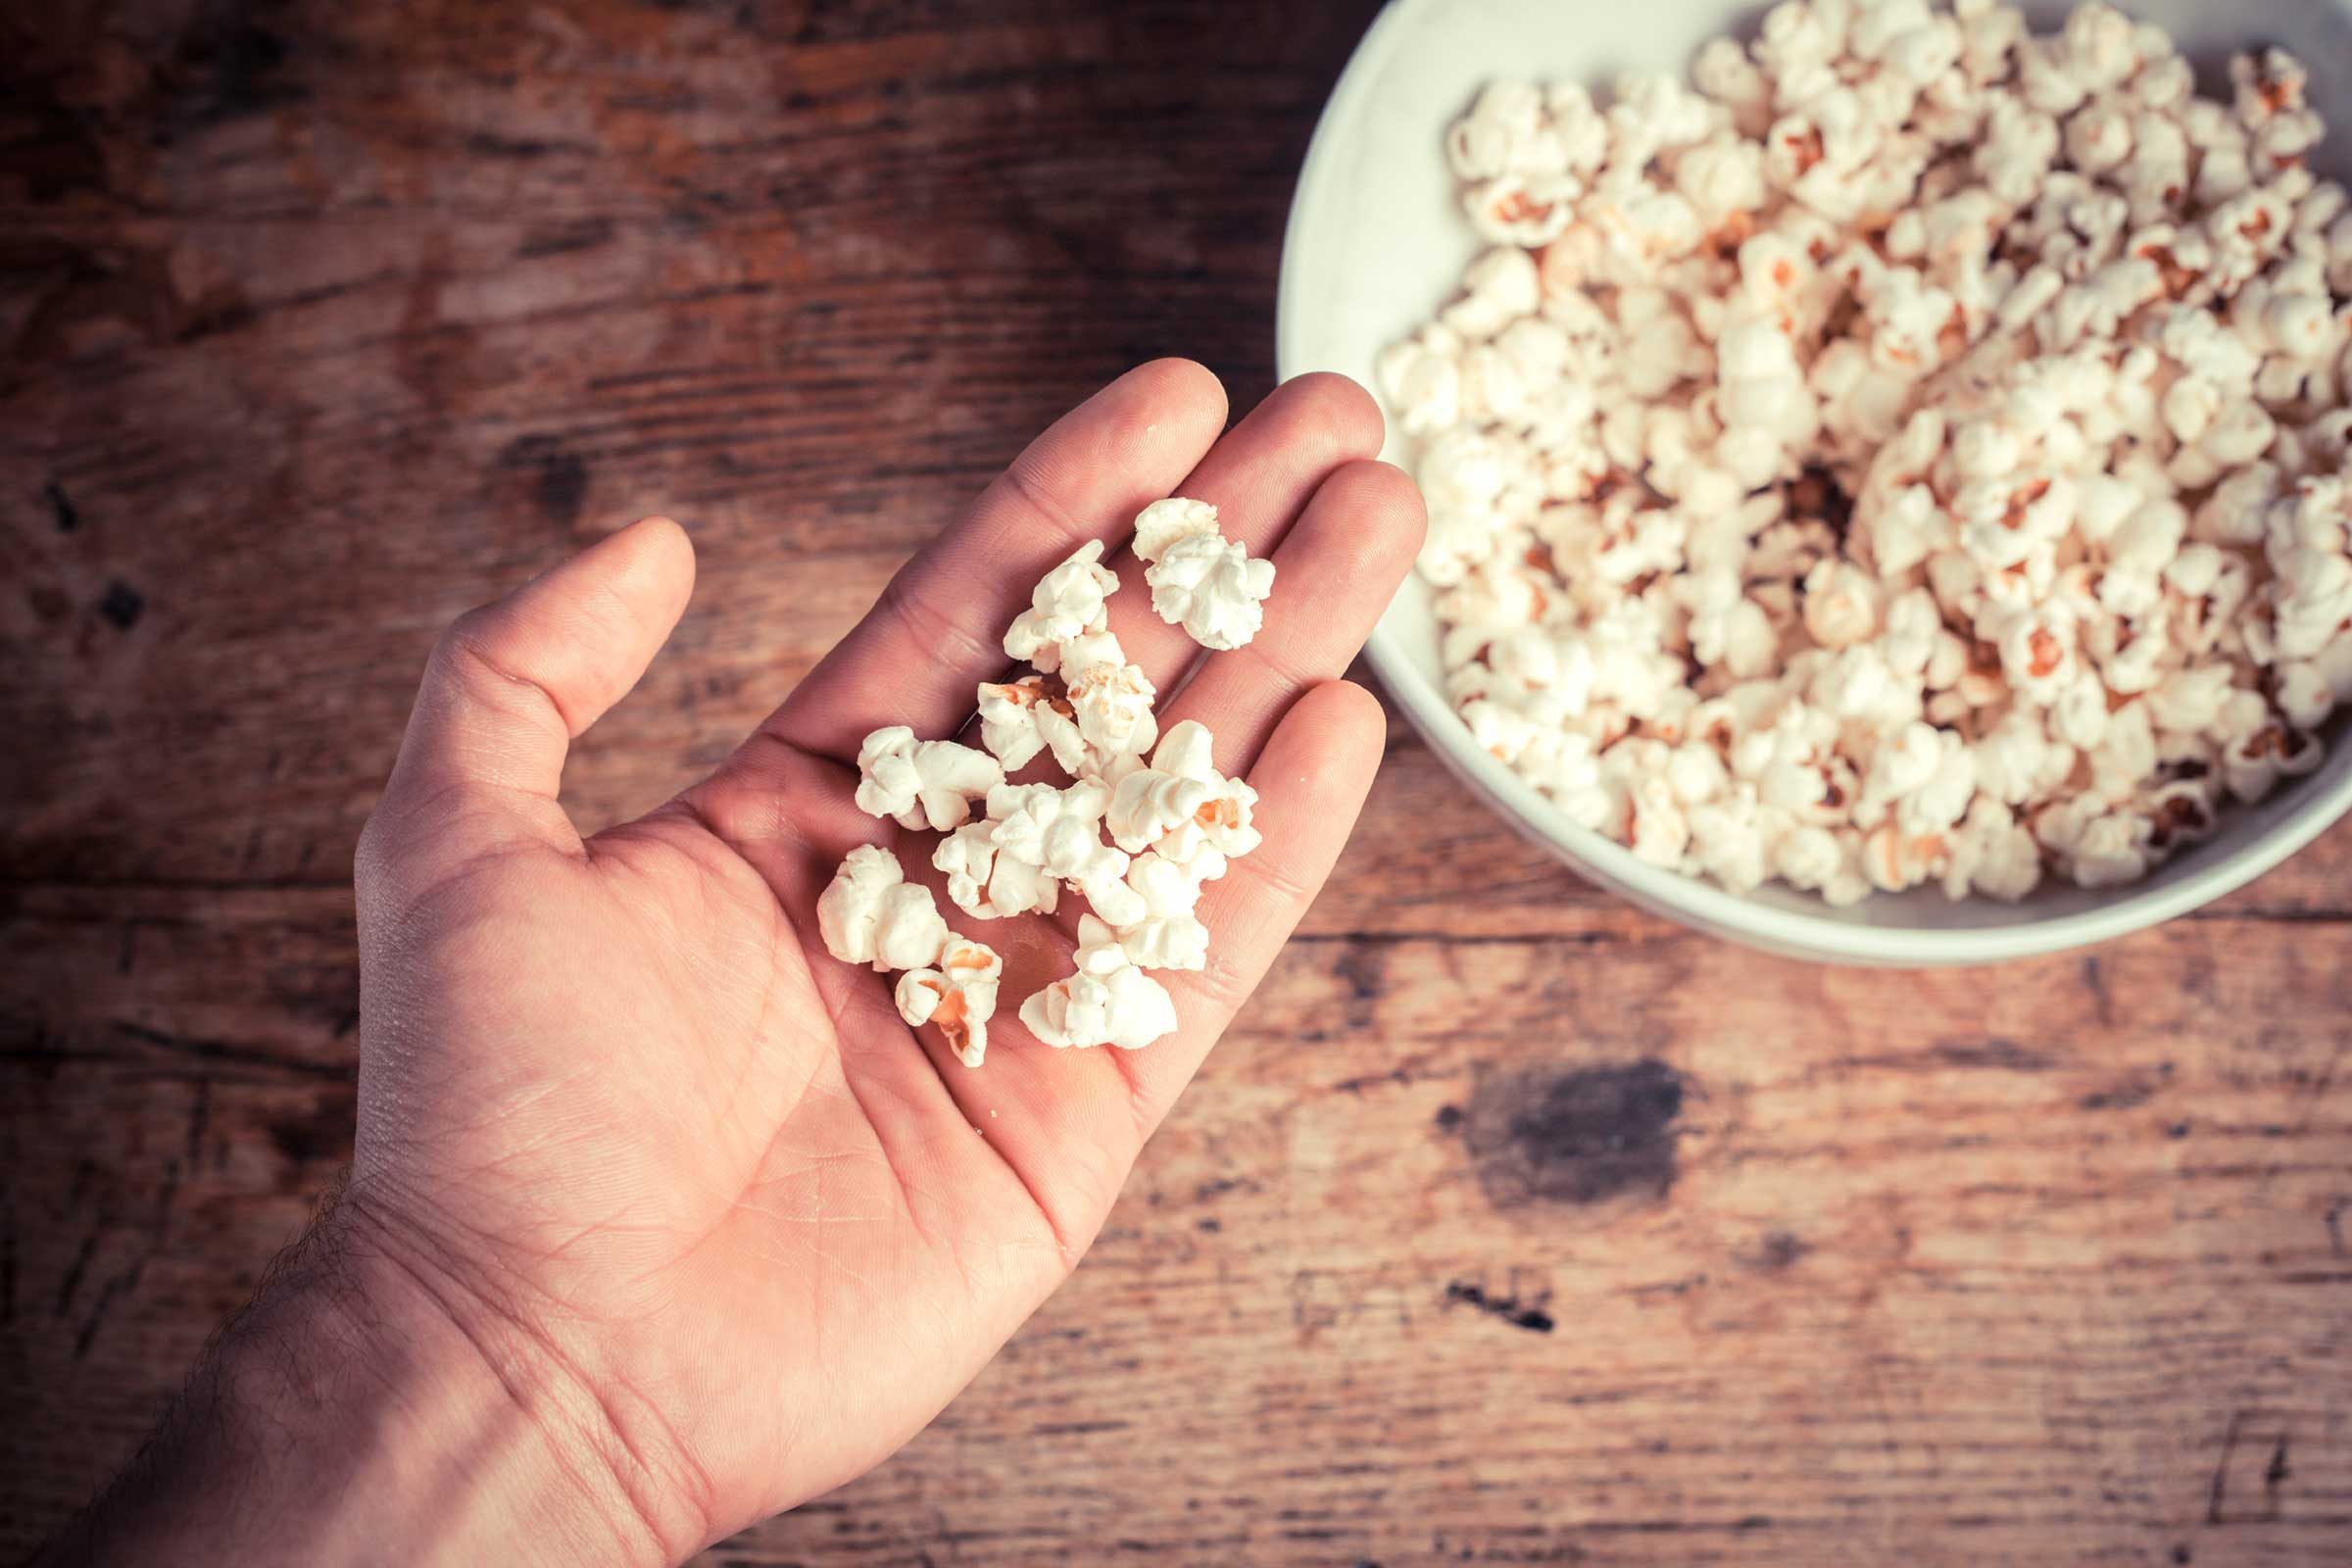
[
  {"x1": 500, "y1": 434, "x2": 592, "y2": 528},
  {"x1": 1457, "y1": 1060, "x2": 1686, "y2": 1209},
  {"x1": 156, "y1": 10, "x2": 306, "y2": 145},
  {"x1": 1742, "y1": 1230, "x2": 1810, "y2": 1272},
  {"x1": 265, "y1": 1094, "x2": 355, "y2": 1169},
  {"x1": 535, "y1": 452, "x2": 590, "y2": 527},
  {"x1": 97, "y1": 582, "x2": 145, "y2": 630}
]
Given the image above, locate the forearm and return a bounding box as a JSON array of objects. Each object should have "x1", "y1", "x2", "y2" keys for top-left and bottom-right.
[{"x1": 38, "y1": 1196, "x2": 679, "y2": 1568}]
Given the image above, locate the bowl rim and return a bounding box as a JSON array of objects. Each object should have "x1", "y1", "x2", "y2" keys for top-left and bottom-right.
[{"x1": 1274, "y1": 0, "x2": 2352, "y2": 963}]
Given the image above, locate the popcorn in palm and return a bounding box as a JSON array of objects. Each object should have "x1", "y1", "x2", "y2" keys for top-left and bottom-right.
[
  {"x1": 853, "y1": 726, "x2": 1004, "y2": 832},
  {"x1": 1109, "y1": 849, "x2": 1219, "y2": 972},
  {"x1": 1063, "y1": 656, "x2": 1158, "y2": 760},
  {"x1": 1132, "y1": 497, "x2": 1223, "y2": 564},
  {"x1": 1104, "y1": 720, "x2": 1261, "y2": 865},
  {"x1": 1132, "y1": 497, "x2": 1277, "y2": 653},
  {"x1": 820, "y1": 488, "x2": 1277, "y2": 1063},
  {"x1": 1387, "y1": 0, "x2": 2352, "y2": 904},
  {"x1": 933, "y1": 819, "x2": 1058, "y2": 920},
  {"x1": 1017, "y1": 915, "x2": 1182, "y2": 1052},
  {"x1": 817, "y1": 846, "x2": 952, "y2": 972},
  {"x1": 1004, "y1": 540, "x2": 1118, "y2": 671},
  {"x1": 985, "y1": 779, "x2": 1135, "y2": 917},
  {"x1": 976, "y1": 675, "x2": 1086, "y2": 774},
  {"x1": 894, "y1": 935, "x2": 1004, "y2": 1069},
  {"x1": 1147, "y1": 531, "x2": 1277, "y2": 652}
]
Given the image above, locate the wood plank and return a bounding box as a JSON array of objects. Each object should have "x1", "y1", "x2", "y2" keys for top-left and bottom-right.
[
  {"x1": 4, "y1": 885, "x2": 2345, "y2": 1562},
  {"x1": 2, "y1": 0, "x2": 1382, "y2": 884}
]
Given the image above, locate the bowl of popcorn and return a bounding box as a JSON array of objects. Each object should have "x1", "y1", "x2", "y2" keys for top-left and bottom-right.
[{"x1": 1278, "y1": 0, "x2": 2352, "y2": 962}]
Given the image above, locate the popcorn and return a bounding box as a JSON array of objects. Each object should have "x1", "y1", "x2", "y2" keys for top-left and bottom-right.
[
  {"x1": 1131, "y1": 496, "x2": 1223, "y2": 564},
  {"x1": 817, "y1": 488, "x2": 1272, "y2": 1065},
  {"x1": 894, "y1": 936, "x2": 1003, "y2": 1068},
  {"x1": 1110, "y1": 849, "x2": 1219, "y2": 972},
  {"x1": 2277, "y1": 661, "x2": 2338, "y2": 731},
  {"x1": 1146, "y1": 527, "x2": 1276, "y2": 652},
  {"x1": 987, "y1": 779, "x2": 1132, "y2": 915},
  {"x1": 2223, "y1": 722, "x2": 2323, "y2": 803},
  {"x1": 1019, "y1": 914, "x2": 1181, "y2": 1052},
  {"x1": 1801, "y1": 559, "x2": 1885, "y2": 649},
  {"x1": 1104, "y1": 719, "x2": 1263, "y2": 865},
  {"x1": 1003, "y1": 541, "x2": 1117, "y2": 671},
  {"x1": 853, "y1": 725, "x2": 1004, "y2": 831},
  {"x1": 933, "y1": 819, "x2": 1058, "y2": 920},
  {"x1": 1390, "y1": 3, "x2": 2352, "y2": 904},
  {"x1": 1446, "y1": 81, "x2": 1549, "y2": 180},
  {"x1": 816, "y1": 846, "x2": 951, "y2": 973},
  {"x1": 1064, "y1": 656, "x2": 1158, "y2": 761},
  {"x1": 976, "y1": 675, "x2": 1086, "y2": 774}
]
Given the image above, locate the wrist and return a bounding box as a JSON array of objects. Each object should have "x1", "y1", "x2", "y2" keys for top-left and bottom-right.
[
  {"x1": 313, "y1": 1194, "x2": 702, "y2": 1565},
  {"x1": 44, "y1": 1189, "x2": 697, "y2": 1568}
]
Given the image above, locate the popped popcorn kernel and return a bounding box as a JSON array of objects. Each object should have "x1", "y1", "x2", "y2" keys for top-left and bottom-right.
[
  {"x1": 895, "y1": 936, "x2": 1004, "y2": 1069},
  {"x1": 1019, "y1": 914, "x2": 1181, "y2": 1052},
  {"x1": 817, "y1": 846, "x2": 951, "y2": 973},
  {"x1": 853, "y1": 725, "x2": 1004, "y2": 832},
  {"x1": 1004, "y1": 540, "x2": 1117, "y2": 671},
  {"x1": 1146, "y1": 523, "x2": 1276, "y2": 651}
]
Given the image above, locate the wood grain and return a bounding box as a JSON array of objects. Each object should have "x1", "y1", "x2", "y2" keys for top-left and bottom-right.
[{"x1": 3, "y1": 2, "x2": 2348, "y2": 1564}]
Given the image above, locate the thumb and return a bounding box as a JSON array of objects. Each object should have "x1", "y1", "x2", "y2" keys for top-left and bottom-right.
[{"x1": 368, "y1": 515, "x2": 697, "y2": 860}]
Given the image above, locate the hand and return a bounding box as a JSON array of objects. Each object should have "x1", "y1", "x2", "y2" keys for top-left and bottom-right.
[{"x1": 50, "y1": 363, "x2": 1424, "y2": 1566}]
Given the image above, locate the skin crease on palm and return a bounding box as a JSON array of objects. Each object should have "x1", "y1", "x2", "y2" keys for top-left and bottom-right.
[{"x1": 339, "y1": 361, "x2": 1428, "y2": 1556}]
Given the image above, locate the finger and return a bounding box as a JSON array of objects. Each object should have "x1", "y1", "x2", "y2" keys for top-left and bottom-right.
[
  {"x1": 747, "y1": 360, "x2": 1229, "y2": 768},
  {"x1": 371, "y1": 515, "x2": 696, "y2": 854},
  {"x1": 1099, "y1": 372, "x2": 1387, "y2": 698},
  {"x1": 1159, "y1": 459, "x2": 1425, "y2": 771},
  {"x1": 1121, "y1": 680, "x2": 1390, "y2": 1133}
]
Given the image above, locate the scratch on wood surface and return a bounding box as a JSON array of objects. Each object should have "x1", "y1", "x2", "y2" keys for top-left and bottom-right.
[
  {"x1": 114, "y1": 1022, "x2": 351, "y2": 1082},
  {"x1": 52, "y1": 1231, "x2": 99, "y2": 1318},
  {"x1": 2208, "y1": 1411, "x2": 2244, "y2": 1525}
]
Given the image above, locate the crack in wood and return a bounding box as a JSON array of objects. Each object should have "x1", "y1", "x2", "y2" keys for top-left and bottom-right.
[{"x1": 1443, "y1": 1279, "x2": 1554, "y2": 1335}]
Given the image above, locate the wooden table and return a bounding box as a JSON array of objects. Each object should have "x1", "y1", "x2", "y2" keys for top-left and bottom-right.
[{"x1": 5, "y1": 2, "x2": 2349, "y2": 1562}]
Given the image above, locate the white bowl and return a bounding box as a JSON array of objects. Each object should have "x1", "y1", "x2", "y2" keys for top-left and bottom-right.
[{"x1": 1278, "y1": 0, "x2": 2352, "y2": 964}]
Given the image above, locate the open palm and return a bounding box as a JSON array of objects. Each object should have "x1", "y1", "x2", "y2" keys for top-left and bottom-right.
[{"x1": 346, "y1": 362, "x2": 1424, "y2": 1556}]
